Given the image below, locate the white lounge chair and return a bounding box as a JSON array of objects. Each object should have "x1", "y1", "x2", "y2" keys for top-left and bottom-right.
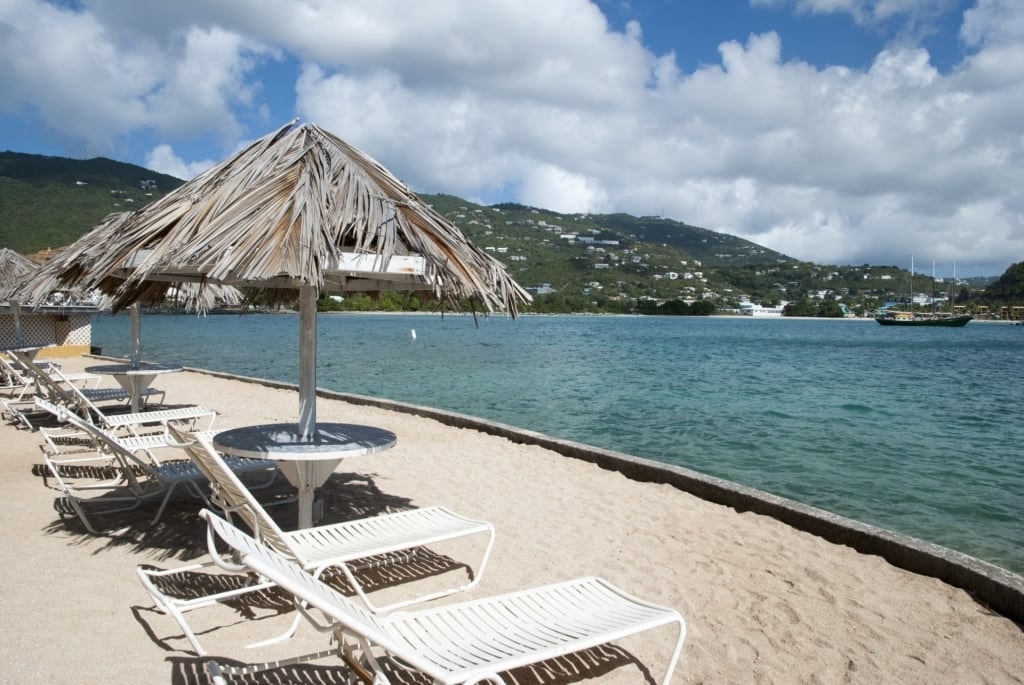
[
  {"x1": 4, "y1": 353, "x2": 139, "y2": 430},
  {"x1": 36, "y1": 398, "x2": 186, "y2": 485},
  {"x1": 200, "y1": 508, "x2": 687, "y2": 685},
  {"x1": 1, "y1": 352, "x2": 100, "y2": 400},
  {"x1": 12, "y1": 350, "x2": 151, "y2": 407},
  {"x1": 38, "y1": 400, "x2": 276, "y2": 534},
  {"x1": 41, "y1": 365, "x2": 216, "y2": 435},
  {"x1": 0, "y1": 353, "x2": 101, "y2": 428},
  {"x1": 46, "y1": 365, "x2": 164, "y2": 415},
  {"x1": 136, "y1": 425, "x2": 495, "y2": 656}
]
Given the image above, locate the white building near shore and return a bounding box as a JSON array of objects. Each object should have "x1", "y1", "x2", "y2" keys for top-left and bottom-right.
[{"x1": 739, "y1": 301, "x2": 787, "y2": 317}]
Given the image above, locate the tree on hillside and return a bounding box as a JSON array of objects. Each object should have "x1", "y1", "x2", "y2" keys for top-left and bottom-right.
[
  {"x1": 982, "y1": 262, "x2": 1024, "y2": 304},
  {"x1": 783, "y1": 300, "x2": 817, "y2": 316},
  {"x1": 817, "y1": 300, "x2": 845, "y2": 318}
]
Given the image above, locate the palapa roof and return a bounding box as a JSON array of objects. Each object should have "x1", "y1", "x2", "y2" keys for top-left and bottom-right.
[
  {"x1": 17, "y1": 212, "x2": 240, "y2": 311},
  {"x1": 18, "y1": 121, "x2": 531, "y2": 315},
  {"x1": 0, "y1": 248, "x2": 39, "y2": 302}
]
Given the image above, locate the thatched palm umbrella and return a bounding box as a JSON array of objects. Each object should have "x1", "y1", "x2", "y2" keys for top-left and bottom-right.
[
  {"x1": 18, "y1": 120, "x2": 531, "y2": 437},
  {"x1": 1, "y1": 248, "x2": 40, "y2": 348},
  {"x1": 0, "y1": 248, "x2": 39, "y2": 303},
  {"x1": 18, "y1": 212, "x2": 243, "y2": 365}
]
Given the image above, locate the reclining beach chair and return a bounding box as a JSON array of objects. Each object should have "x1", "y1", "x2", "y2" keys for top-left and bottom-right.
[
  {"x1": 42, "y1": 365, "x2": 216, "y2": 435},
  {"x1": 4, "y1": 354, "x2": 140, "y2": 430},
  {"x1": 35, "y1": 396, "x2": 181, "y2": 485},
  {"x1": 136, "y1": 425, "x2": 495, "y2": 656},
  {"x1": 38, "y1": 400, "x2": 276, "y2": 533},
  {"x1": 199, "y1": 508, "x2": 686, "y2": 685},
  {"x1": 1, "y1": 352, "x2": 100, "y2": 400},
  {"x1": 0, "y1": 353, "x2": 102, "y2": 428},
  {"x1": 46, "y1": 365, "x2": 162, "y2": 412},
  {"x1": 13, "y1": 350, "x2": 148, "y2": 406}
]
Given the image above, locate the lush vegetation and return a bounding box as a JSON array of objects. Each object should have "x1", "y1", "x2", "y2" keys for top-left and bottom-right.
[
  {"x1": 637, "y1": 299, "x2": 716, "y2": 316},
  {"x1": 782, "y1": 299, "x2": 846, "y2": 317},
  {"x1": 981, "y1": 261, "x2": 1024, "y2": 302},
  {"x1": 2, "y1": 151, "x2": 1020, "y2": 318},
  {"x1": 0, "y1": 152, "x2": 184, "y2": 256}
]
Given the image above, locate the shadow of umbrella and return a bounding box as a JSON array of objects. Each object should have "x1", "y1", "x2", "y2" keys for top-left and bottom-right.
[{"x1": 16, "y1": 120, "x2": 531, "y2": 437}]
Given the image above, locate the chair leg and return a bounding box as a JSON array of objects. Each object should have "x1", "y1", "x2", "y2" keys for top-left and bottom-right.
[
  {"x1": 149, "y1": 479, "x2": 210, "y2": 527},
  {"x1": 136, "y1": 561, "x2": 278, "y2": 656},
  {"x1": 54, "y1": 491, "x2": 145, "y2": 534}
]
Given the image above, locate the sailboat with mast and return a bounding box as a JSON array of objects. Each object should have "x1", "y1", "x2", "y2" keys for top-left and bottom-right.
[{"x1": 875, "y1": 258, "x2": 973, "y2": 327}]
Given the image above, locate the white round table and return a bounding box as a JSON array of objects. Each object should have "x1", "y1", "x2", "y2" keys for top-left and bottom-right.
[
  {"x1": 213, "y1": 422, "x2": 397, "y2": 528},
  {"x1": 85, "y1": 362, "x2": 181, "y2": 412}
]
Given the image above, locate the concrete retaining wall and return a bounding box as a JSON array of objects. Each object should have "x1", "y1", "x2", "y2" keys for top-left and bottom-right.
[{"x1": 175, "y1": 364, "x2": 1024, "y2": 626}]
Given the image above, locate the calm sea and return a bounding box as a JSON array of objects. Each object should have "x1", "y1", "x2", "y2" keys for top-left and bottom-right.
[{"x1": 92, "y1": 313, "x2": 1024, "y2": 575}]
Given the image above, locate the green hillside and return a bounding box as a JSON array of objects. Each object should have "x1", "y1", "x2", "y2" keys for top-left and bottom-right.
[
  {"x1": 1, "y1": 151, "x2": 1017, "y2": 316},
  {"x1": 0, "y1": 151, "x2": 184, "y2": 254},
  {"x1": 418, "y1": 194, "x2": 805, "y2": 310}
]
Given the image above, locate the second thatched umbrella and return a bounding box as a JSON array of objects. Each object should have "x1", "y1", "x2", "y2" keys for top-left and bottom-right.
[
  {"x1": 18, "y1": 120, "x2": 531, "y2": 438},
  {"x1": 18, "y1": 212, "x2": 242, "y2": 368},
  {"x1": 1, "y1": 248, "x2": 41, "y2": 348},
  {"x1": 0, "y1": 248, "x2": 39, "y2": 303}
]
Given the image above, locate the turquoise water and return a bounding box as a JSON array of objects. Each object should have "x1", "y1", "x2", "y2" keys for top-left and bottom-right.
[{"x1": 92, "y1": 313, "x2": 1024, "y2": 574}]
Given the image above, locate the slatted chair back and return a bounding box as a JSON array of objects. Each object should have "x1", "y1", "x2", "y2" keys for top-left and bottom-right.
[
  {"x1": 168, "y1": 424, "x2": 298, "y2": 561},
  {"x1": 200, "y1": 507, "x2": 687, "y2": 685},
  {"x1": 11, "y1": 352, "x2": 81, "y2": 409},
  {"x1": 199, "y1": 508, "x2": 395, "y2": 646}
]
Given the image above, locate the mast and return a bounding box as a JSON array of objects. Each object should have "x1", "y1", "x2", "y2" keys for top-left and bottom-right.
[
  {"x1": 931, "y1": 260, "x2": 936, "y2": 315},
  {"x1": 910, "y1": 256, "x2": 915, "y2": 315},
  {"x1": 952, "y1": 261, "x2": 957, "y2": 315}
]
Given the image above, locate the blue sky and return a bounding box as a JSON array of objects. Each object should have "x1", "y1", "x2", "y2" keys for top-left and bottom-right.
[{"x1": 1, "y1": 0, "x2": 1021, "y2": 276}]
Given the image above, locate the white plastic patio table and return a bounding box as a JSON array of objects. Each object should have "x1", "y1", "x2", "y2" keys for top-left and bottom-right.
[
  {"x1": 212, "y1": 422, "x2": 397, "y2": 528},
  {"x1": 85, "y1": 362, "x2": 181, "y2": 412}
]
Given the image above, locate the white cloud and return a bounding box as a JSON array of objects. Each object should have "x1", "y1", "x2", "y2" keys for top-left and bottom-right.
[
  {"x1": 0, "y1": 0, "x2": 270, "y2": 155},
  {"x1": 1, "y1": 0, "x2": 1022, "y2": 274},
  {"x1": 0, "y1": 0, "x2": 156, "y2": 149},
  {"x1": 753, "y1": 0, "x2": 962, "y2": 25},
  {"x1": 144, "y1": 144, "x2": 215, "y2": 180},
  {"x1": 962, "y1": 0, "x2": 1024, "y2": 47},
  {"x1": 142, "y1": 26, "x2": 268, "y2": 140},
  {"x1": 519, "y1": 164, "x2": 611, "y2": 214}
]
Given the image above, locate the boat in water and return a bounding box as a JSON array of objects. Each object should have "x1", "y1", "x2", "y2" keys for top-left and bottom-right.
[
  {"x1": 874, "y1": 310, "x2": 973, "y2": 327},
  {"x1": 874, "y1": 258, "x2": 972, "y2": 327}
]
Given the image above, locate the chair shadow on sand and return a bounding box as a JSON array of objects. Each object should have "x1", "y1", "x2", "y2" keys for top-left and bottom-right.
[
  {"x1": 37, "y1": 470, "x2": 416, "y2": 560},
  {"x1": 33, "y1": 466, "x2": 663, "y2": 684},
  {"x1": 166, "y1": 644, "x2": 657, "y2": 685}
]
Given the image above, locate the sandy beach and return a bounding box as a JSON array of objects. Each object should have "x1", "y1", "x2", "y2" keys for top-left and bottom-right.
[{"x1": 1, "y1": 353, "x2": 1022, "y2": 684}]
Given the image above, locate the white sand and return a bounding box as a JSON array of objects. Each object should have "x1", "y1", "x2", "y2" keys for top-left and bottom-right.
[{"x1": 1, "y1": 354, "x2": 1022, "y2": 684}]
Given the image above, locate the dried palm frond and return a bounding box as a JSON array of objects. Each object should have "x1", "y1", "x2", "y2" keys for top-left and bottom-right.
[
  {"x1": 0, "y1": 248, "x2": 39, "y2": 302},
  {"x1": 18, "y1": 212, "x2": 246, "y2": 311},
  {"x1": 17, "y1": 121, "x2": 530, "y2": 315}
]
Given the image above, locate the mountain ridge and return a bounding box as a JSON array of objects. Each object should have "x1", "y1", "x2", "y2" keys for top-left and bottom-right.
[{"x1": 1, "y1": 150, "x2": 1011, "y2": 315}]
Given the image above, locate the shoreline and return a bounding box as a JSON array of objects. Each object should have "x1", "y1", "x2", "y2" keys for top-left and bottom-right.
[
  {"x1": 128, "y1": 308, "x2": 1019, "y2": 326},
  {"x1": 188, "y1": 361, "x2": 1024, "y2": 625}
]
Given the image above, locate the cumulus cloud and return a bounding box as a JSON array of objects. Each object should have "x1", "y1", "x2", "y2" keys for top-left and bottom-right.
[
  {"x1": 144, "y1": 144, "x2": 215, "y2": 180},
  {"x1": 962, "y1": 0, "x2": 1024, "y2": 46},
  {"x1": 1, "y1": 0, "x2": 1022, "y2": 274},
  {"x1": 0, "y1": 0, "x2": 270, "y2": 156},
  {"x1": 752, "y1": 0, "x2": 961, "y2": 25}
]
